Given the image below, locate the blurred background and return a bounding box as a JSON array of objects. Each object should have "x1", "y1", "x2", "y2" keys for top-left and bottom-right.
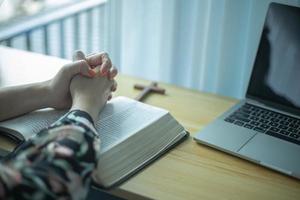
[{"x1": 0, "y1": 0, "x2": 300, "y2": 99}]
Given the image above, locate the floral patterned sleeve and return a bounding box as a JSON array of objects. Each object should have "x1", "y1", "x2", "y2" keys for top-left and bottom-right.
[{"x1": 0, "y1": 110, "x2": 101, "y2": 200}]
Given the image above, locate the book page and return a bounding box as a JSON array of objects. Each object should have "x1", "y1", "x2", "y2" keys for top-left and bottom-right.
[
  {"x1": 0, "y1": 109, "x2": 65, "y2": 140},
  {"x1": 0, "y1": 97, "x2": 168, "y2": 152},
  {"x1": 96, "y1": 97, "x2": 168, "y2": 152}
]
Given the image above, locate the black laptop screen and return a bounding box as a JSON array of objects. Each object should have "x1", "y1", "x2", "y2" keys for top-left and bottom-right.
[{"x1": 247, "y1": 3, "x2": 300, "y2": 112}]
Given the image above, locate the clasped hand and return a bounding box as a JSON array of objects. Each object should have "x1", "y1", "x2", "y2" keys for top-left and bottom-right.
[{"x1": 48, "y1": 50, "x2": 118, "y2": 122}]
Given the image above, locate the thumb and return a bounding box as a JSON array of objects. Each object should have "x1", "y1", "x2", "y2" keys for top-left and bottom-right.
[
  {"x1": 72, "y1": 50, "x2": 96, "y2": 77},
  {"x1": 73, "y1": 50, "x2": 86, "y2": 61}
]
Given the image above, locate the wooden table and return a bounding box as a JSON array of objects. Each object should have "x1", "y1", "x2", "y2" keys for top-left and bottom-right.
[{"x1": 0, "y1": 47, "x2": 299, "y2": 200}]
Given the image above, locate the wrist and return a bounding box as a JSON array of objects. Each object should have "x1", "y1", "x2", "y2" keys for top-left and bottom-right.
[
  {"x1": 71, "y1": 95, "x2": 99, "y2": 122},
  {"x1": 37, "y1": 80, "x2": 53, "y2": 108},
  {"x1": 42, "y1": 80, "x2": 59, "y2": 108}
]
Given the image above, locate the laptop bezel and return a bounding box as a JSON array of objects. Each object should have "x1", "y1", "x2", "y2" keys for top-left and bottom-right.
[{"x1": 245, "y1": 2, "x2": 300, "y2": 117}]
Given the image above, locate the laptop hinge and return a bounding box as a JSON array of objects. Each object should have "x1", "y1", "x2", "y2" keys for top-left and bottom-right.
[{"x1": 245, "y1": 98, "x2": 300, "y2": 119}]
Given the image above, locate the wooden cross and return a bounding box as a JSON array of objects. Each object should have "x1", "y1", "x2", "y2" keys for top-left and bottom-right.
[{"x1": 134, "y1": 82, "x2": 166, "y2": 102}]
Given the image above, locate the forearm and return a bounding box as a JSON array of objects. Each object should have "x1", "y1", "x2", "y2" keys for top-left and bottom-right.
[
  {"x1": 71, "y1": 96, "x2": 100, "y2": 122},
  {"x1": 0, "y1": 81, "x2": 51, "y2": 121},
  {"x1": 0, "y1": 110, "x2": 100, "y2": 199}
]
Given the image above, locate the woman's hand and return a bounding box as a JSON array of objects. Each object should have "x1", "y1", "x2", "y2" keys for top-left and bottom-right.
[
  {"x1": 0, "y1": 50, "x2": 117, "y2": 121},
  {"x1": 73, "y1": 50, "x2": 118, "y2": 80},
  {"x1": 70, "y1": 51, "x2": 118, "y2": 121},
  {"x1": 47, "y1": 51, "x2": 117, "y2": 110},
  {"x1": 70, "y1": 75, "x2": 116, "y2": 122}
]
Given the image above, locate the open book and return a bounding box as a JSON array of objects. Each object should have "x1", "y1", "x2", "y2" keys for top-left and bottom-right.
[{"x1": 0, "y1": 96, "x2": 188, "y2": 188}]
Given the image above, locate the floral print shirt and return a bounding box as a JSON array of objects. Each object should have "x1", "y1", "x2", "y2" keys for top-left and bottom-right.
[{"x1": 0, "y1": 110, "x2": 100, "y2": 200}]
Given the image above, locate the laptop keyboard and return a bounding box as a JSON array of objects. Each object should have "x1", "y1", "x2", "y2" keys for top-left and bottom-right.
[{"x1": 224, "y1": 103, "x2": 300, "y2": 145}]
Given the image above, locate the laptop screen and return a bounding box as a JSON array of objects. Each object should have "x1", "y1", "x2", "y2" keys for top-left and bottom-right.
[{"x1": 247, "y1": 3, "x2": 300, "y2": 113}]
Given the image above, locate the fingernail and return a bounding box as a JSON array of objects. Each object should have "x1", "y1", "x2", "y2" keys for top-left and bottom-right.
[
  {"x1": 101, "y1": 67, "x2": 109, "y2": 75},
  {"x1": 88, "y1": 69, "x2": 96, "y2": 77},
  {"x1": 99, "y1": 71, "x2": 105, "y2": 77},
  {"x1": 111, "y1": 72, "x2": 117, "y2": 78}
]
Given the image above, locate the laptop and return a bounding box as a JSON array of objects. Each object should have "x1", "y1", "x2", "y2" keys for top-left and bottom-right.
[{"x1": 194, "y1": 2, "x2": 300, "y2": 179}]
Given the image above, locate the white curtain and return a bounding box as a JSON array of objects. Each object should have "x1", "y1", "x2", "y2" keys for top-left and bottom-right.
[{"x1": 106, "y1": 0, "x2": 300, "y2": 98}]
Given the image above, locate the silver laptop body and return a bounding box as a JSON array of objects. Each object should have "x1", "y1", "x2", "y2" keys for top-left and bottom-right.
[{"x1": 194, "y1": 3, "x2": 300, "y2": 179}]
